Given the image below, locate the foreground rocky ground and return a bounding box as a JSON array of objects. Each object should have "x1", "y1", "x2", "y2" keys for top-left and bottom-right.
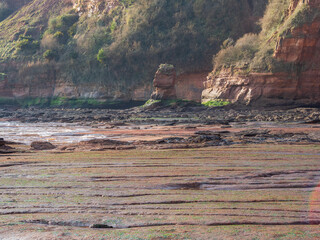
[
  {"x1": 1, "y1": 104, "x2": 320, "y2": 125},
  {"x1": 0, "y1": 144, "x2": 319, "y2": 239},
  {"x1": 0, "y1": 104, "x2": 320, "y2": 239},
  {"x1": 1, "y1": 104, "x2": 320, "y2": 150}
]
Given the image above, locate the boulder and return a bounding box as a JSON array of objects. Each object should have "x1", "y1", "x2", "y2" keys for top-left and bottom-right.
[
  {"x1": 80, "y1": 139, "x2": 129, "y2": 146},
  {"x1": 0, "y1": 138, "x2": 15, "y2": 153},
  {"x1": 0, "y1": 138, "x2": 5, "y2": 146},
  {"x1": 31, "y1": 141, "x2": 56, "y2": 150}
]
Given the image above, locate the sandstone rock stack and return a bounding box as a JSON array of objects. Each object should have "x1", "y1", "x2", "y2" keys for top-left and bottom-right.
[{"x1": 151, "y1": 64, "x2": 177, "y2": 100}]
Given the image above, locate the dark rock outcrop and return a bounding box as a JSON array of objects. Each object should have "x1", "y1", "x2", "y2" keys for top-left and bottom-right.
[
  {"x1": 31, "y1": 141, "x2": 56, "y2": 150},
  {"x1": 0, "y1": 138, "x2": 5, "y2": 147},
  {"x1": 0, "y1": 138, "x2": 15, "y2": 153}
]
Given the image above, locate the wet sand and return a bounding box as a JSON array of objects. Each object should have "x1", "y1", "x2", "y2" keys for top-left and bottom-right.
[{"x1": 2, "y1": 120, "x2": 320, "y2": 146}]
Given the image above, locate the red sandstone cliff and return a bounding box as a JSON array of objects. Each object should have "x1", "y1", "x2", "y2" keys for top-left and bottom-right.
[
  {"x1": 0, "y1": 0, "x2": 268, "y2": 103},
  {"x1": 202, "y1": 0, "x2": 320, "y2": 106}
]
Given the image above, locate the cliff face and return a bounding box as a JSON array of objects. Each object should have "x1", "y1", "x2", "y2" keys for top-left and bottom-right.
[
  {"x1": 176, "y1": 72, "x2": 209, "y2": 102},
  {"x1": 0, "y1": 61, "x2": 120, "y2": 99},
  {"x1": 0, "y1": 0, "x2": 268, "y2": 102},
  {"x1": 202, "y1": 0, "x2": 320, "y2": 106}
]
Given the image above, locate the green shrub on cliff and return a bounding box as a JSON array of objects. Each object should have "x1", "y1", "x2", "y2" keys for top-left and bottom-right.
[
  {"x1": 278, "y1": 4, "x2": 320, "y2": 38},
  {"x1": 16, "y1": 35, "x2": 39, "y2": 53},
  {"x1": 16, "y1": 39, "x2": 30, "y2": 50},
  {"x1": 97, "y1": 48, "x2": 107, "y2": 64},
  {"x1": 120, "y1": 0, "x2": 137, "y2": 7},
  {"x1": 0, "y1": 72, "x2": 6, "y2": 80},
  {"x1": 260, "y1": 0, "x2": 291, "y2": 39},
  {"x1": 53, "y1": 31, "x2": 65, "y2": 43},
  {"x1": 41, "y1": 13, "x2": 79, "y2": 52},
  {"x1": 43, "y1": 50, "x2": 58, "y2": 61},
  {"x1": 214, "y1": 34, "x2": 260, "y2": 70},
  {"x1": 47, "y1": 14, "x2": 79, "y2": 34}
]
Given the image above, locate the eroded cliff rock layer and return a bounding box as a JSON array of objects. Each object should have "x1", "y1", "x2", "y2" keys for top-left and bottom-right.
[
  {"x1": 202, "y1": 0, "x2": 320, "y2": 106},
  {"x1": 176, "y1": 72, "x2": 208, "y2": 102},
  {"x1": 0, "y1": 62, "x2": 123, "y2": 99}
]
